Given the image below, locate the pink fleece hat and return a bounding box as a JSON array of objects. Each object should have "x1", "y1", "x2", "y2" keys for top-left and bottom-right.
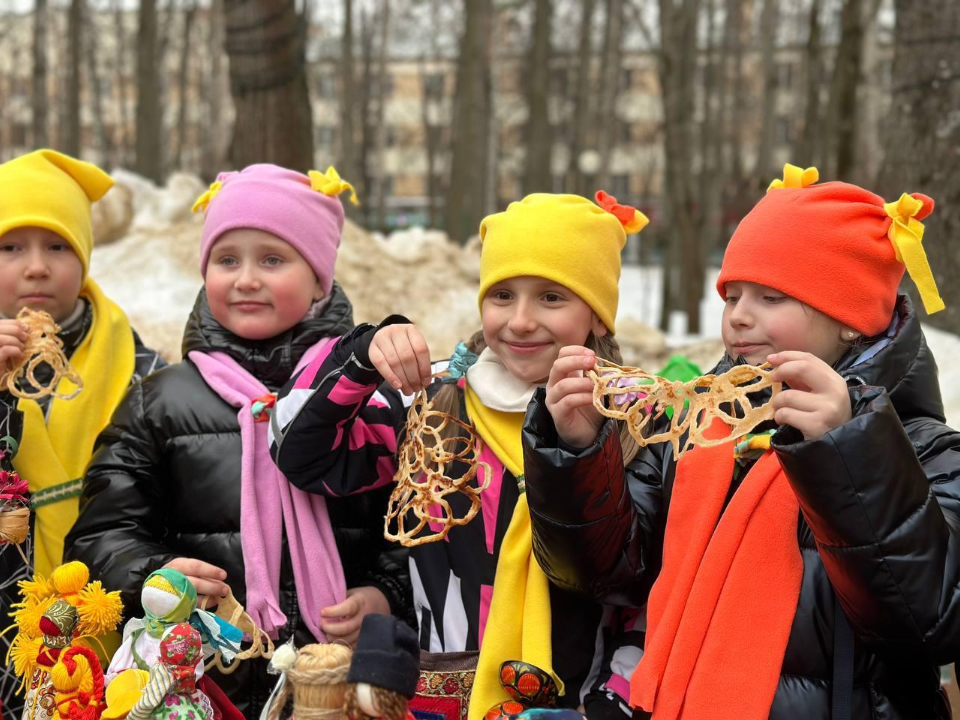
[{"x1": 194, "y1": 164, "x2": 359, "y2": 297}]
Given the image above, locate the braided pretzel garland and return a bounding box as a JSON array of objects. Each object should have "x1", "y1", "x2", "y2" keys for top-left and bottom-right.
[
  {"x1": 385, "y1": 390, "x2": 490, "y2": 548},
  {"x1": 1, "y1": 307, "x2": 83, "y2": 400},
  {"x1": 588, "y1": 358, "x2": 782, "y2": 460}
]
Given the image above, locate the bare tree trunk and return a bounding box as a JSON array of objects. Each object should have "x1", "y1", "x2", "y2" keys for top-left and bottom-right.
[
  {"x1": 173, "y1": 0, "x2": 196, "y2": 171},
  {"x1": 723, "y1": 0, "x2": 747, "y2": 217},
  {"x1": 878, "y1": 0, "x2": 960, "y2": 334},
  {"x1": 136, "y1": 0, "x2": 163, "y2": 181},
  {"x1": 201, "y1": 0, "x2": 226, "y2": 179},
  {"x1": 794, "y1": 0, "x2": 821, "y2": 165},
  {"x1": 420, "y1": 58, "x2": 439, "y2": 226},
  {"x1": 524, "y1": 0, "x2": 553, "y2": 194},
  {"x1": 420, "y1": 0, "x2": 444, "y2": 227},
  {"x1": 224, "y1": 0, "x2": 315, "y2": 172},
  {"x1": 565, "y1": 0, "x2": 595, "y2": 192},
  {"x1": 824, "y1": 0, "x2": 865, "y2": 181},
  {"x1": 66, "y1": 0, "x2": 83, "y2": 156},
  {"x1": 112, "y1": 0, "x2": 130, "y2": 167},
  {"x1": 658, "y1": 0, "x2": 703, "y2": 333},
  {"x1": 699, "y1": 0, "x2": 728, "y2": 254},
  {"x1": 358, "y1": 7, "x2": 375, "y2": 214},
  {"x1": 85, "y1": 3, "x2": 110, "y2": 165},
  {"x1": 659, "y1": 221, "x2": 678, "y2": 333},
  {"x1": 374, "y1": 0, "x2": 391, "y2": 229},
  {"x1": 32, "y1": 0, "x2": 48, "y2": 148},
  {"x1": 753, "y1": 0, "x2": 779, "y2": 186},
  {"x1": 594, "y1": 0, "x2": 624, "y2": 191},
  {"x1": 855, "y1": 0, "x2": 882, "y2": 186},
  {"x1": 339, "y1": 0, "x2": 359, "y2": 213},
  {"x1": 443, "y1": 0, "x2": 493, "y2": 244}
]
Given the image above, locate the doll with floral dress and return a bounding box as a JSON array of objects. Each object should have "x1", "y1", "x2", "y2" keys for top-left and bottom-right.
[{"x1": 127, "y1": 623, "x2": 209, "y2": 720}]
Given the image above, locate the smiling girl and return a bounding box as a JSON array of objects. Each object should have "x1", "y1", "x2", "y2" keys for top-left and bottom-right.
[
  {"x1": 269, "y1": 192, "x2": 650, "y2": 720},
  {"x1": 63, "y1": 164, "x2": 413, "y2": 717}
]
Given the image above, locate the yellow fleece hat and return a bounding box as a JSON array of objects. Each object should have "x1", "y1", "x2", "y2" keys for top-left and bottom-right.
[
  {"x1": 0, "y1": 149, "x2": 114, "y2": 280},
  {"x1": 478, "y1": 192, "x2": 648, "y2": 334}
]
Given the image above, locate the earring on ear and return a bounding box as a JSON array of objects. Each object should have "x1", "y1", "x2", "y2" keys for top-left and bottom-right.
[{"x1": 845, "y1": 331, "x2": 858, "y2": 340}]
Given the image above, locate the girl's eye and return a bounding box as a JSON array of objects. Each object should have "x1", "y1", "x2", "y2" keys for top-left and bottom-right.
[
  {"x1": 724, "y1": 296, "x2": 739, "y2": 305},
  {"x1": 494, "y1": 291, "x2": 512, "y2": 301},
  {"x1": 0, "y1": 244, "x2": 18, "y2": 253},
  {"x1": 263, "y1": 256, "x2": 283, "y2": 266},
  {"x1": 217, "y1": 256, "x2": 238, "y2": 267},
  {"x1": 542, "y1": 293, "x2": 563, "y2": 303},
  {"x1": 49, "y1": 243, "x2": 69, "y2": 252},
  {"x1": 763, "y1": 295, "x2": 785, "y2": 304}
]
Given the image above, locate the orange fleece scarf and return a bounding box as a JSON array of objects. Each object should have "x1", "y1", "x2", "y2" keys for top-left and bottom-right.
[{"x1": 629, "y1": 419, "x2": 803, "y2": 720}]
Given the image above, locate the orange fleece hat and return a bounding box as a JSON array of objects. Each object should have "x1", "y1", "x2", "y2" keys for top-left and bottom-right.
[{"x1": 716, "y1": 164, "x2": 944, "y2": 337}]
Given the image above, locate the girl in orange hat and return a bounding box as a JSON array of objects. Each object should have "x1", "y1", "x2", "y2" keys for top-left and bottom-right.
[{"x1": 526, "y1": 165, "x2": 958, "y2": 720}]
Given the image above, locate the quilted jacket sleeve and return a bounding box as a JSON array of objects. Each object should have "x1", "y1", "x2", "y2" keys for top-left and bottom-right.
[
  {"x1": 522, "y1": 388, "x2": 668, "y2": 607},
  {"x1": 775, "y1": 385, "x2": 960, "y2": 662},
  {"x1": 269, "y1": 323, "x2": 407, "y2": 497},
  {"x1": 64, "y1": 379, "x2": 177, "y2": 616}
]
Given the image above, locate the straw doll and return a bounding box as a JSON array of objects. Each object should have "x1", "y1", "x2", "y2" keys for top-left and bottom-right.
[{"x1": 264, "y1": 642, "x2": 353, "y2": 720}]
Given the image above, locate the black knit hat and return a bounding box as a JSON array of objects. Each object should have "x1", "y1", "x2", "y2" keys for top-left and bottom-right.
[{"x1": 347, "y1": 614, "x2": 420, "y2": 698}]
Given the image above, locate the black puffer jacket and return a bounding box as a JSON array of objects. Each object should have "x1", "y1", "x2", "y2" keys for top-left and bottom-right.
[
  {"x1": 65, "y1": 285, "x2": 412, "y2": 718},
  {"x1": 523, "y1": 296, "x2": 959, "y2": 719}
]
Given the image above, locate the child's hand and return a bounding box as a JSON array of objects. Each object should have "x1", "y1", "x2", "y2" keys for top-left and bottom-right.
[
  {"x1": 369, "y1": 324, "x2": 432, "y2": 395},
  {"x1": 319, "y1": 586, "x2": 391, "y2": 645},
  {"x1": 768, "y1": 351, "x2": 853, "y2": 441},
  {"x1": 163, "y1": 558, "x2": 230, "y2": 609},
  {"x1": 545, "y1": 346, "x2": 605, "y2": 449},
  {"x1": 0, "y1": 320, "x2": 27, "y2": 375}
]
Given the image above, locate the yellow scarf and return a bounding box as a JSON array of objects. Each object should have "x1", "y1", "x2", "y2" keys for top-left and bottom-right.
[
  {"x1": 13, "y1": 278, "x2": 135, "y2": 577},
  {"x1": 465, "y1": 384, "x2": 562, "y2": 720}
]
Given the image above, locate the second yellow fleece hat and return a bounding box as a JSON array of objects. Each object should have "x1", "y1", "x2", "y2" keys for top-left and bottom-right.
[
  {"x1": 478, "y1": 192, "x2": 647, "y2": 334},
  {"x1": 0, "y1": 149, "x2": 114, "y2": 279}
]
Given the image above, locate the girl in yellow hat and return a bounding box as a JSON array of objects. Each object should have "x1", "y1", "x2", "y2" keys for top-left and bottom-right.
[
  {"x1": 269, "y1": 190, "x2": 649, "y2": 720},
  {"x1": 0, "y1": 150, "x2": 165, "y2": 719}
]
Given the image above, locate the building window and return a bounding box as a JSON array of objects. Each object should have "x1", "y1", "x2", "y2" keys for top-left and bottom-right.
[
  {"x1": 611, "y1": 174, "x2": 630, "y2": 199},
  {"x1": 379, "y1": 175, "x2": 395, "y2": 199},
  {"x1": 551, "y1": 68, "x2": 569, "y2": 94},
  {"x1": 878, "y1": 59, "x2": 894, "y2": 89},
  {"x1": 315, "y1": 126, "x2": 335, "y2": 147},
  {"x1": 317, "y1": 75, "x2": 336, "y2": 99},
  {"x1": 776, "y1": 62, "x2": 794, "y2": 91},
  {"x1": 774, "y1": 116, "x2": 792, "y2": 146},
  {"x1": 377, "y1": 73, "x2": 395, "y2": 99},
  {"x1": 424, "y1": 72, "x2": 444, "y2": 99}
]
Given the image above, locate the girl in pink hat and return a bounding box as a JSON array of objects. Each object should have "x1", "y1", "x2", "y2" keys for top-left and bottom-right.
[{"x1": 64, "y1": 164, "x2": 414, "y2": 717}]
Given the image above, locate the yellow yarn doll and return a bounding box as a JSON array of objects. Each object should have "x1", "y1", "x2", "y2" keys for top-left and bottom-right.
[{"x1": 4, "y1": 560, "x2": 122, "y2": 720}]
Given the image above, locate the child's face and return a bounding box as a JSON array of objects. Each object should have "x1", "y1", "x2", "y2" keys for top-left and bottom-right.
[
  {"x1": 205, "y1": 228, "x2": 323, "y2": 341},
  {"x1": 481, "y1": 276, "x2": 606, "y2": 384},
  {"x1": 0, "y1": 226, "x2": 84, "y2": 323},
  {"x1": 722, "y1": 281, "x2": 850, "y2": 366}
]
